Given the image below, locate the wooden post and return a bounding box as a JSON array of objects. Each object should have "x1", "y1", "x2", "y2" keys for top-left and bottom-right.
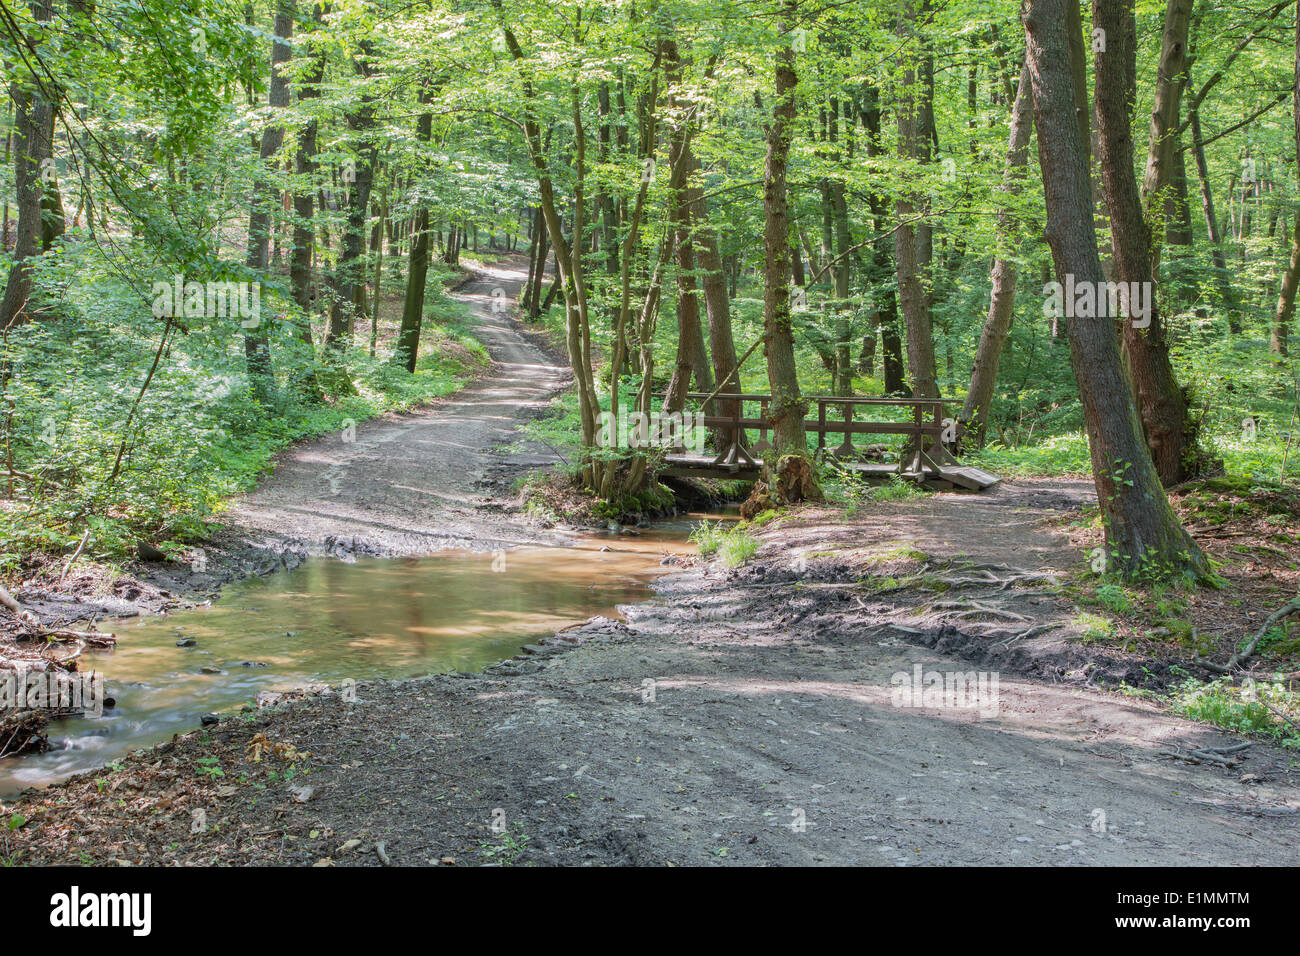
[{"x1": 837, "y1": 399, "x2": 854, "y2": 458}]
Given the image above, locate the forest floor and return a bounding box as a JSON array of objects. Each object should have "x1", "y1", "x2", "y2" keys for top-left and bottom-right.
[
  {"x1": 4, "y1": 260, "x2": 1299, "y2": 866},
  {"x1": 7, "y1": 477, "x2": 1300, "y2": 866}
]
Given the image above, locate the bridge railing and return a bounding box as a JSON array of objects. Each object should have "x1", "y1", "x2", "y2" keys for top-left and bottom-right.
[{"x1": 676, "y1": 392, "x2": 954, "y2": 471}]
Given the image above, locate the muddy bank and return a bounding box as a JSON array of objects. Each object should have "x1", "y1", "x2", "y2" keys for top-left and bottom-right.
[{"x1": 8, "y1": 478, "x2": 1298, "y2": 866}]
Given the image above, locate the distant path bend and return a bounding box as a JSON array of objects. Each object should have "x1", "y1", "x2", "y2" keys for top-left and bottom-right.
[{"x1": 223, "y1": 257, "x2": 570, "y2": 557}]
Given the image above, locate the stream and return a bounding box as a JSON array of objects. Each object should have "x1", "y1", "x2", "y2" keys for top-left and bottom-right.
[{"x1": 0, "y1": 515, "x2": 722, "y2": 797}]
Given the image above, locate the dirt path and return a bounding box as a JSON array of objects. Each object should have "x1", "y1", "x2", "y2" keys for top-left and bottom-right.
[
  {"x1": 220, "y1": 258, "x2": 570, "y2": 560},
  {"x1": 10, "y1": 481, "x2": 1298, "y2": 866}
]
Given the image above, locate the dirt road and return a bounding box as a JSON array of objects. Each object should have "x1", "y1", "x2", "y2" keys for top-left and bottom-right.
[
  {"x1": 224, "y1": 258, "x2": 570, "y2": 559},
  {"x1": 10, "y1": 487, "x2": 1299, "y2": 865}
]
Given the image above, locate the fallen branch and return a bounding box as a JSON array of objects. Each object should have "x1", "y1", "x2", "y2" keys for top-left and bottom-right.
[
  {"x1": 1200, "y1": 597, "x2": 1300, "y2": 673},
  {"x1": 1157, "y1": 748, "x2": 1237, "y2": 767},
  {"x1": 58, "y1": 530, "x2": 91, "y2": 584},
  {"x1": 31, "y1": 628, "x2": 116, "y2": 646}
]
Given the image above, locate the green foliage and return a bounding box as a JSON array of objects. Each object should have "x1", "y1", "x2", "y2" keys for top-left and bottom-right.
[
  {"x1": 1, "y1": 261, "x2": 484, "y2": 561},
  {"x1": 1170, "y1": 677, "x2": 1300, "y2": 746},
  {"x1": 690, "y1": 519, "x2": 760, "y2": 568}
]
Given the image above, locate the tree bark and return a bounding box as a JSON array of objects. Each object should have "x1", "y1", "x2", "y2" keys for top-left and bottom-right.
[
  {"x1": 1094, "y1": 0, "x2": 1198, "y2": 486},
  {"x1": 325, "y1": 43, "x2": 378, "y2": 357},
  {"x1": 665, "y1": 155, "x2": 714, "y2": 412},
  {"x1": 762, "y1": 7, "x2": 809, "y2": 454},
  {"x1": 1271, "y1": 3, "x2": 1300, "y2": 357},
  {"x1": 289, "y1": 1, "x2": 325, "y2": 399},
  {"x1": 857, "y1": 82, "x2": 906, "y2": 395},
  {"x1": 394, "y1": 83, "x2": 436, "y2": 372},
  {"x1": 1186, "y1": 72, "x2": 1243, "y2": 333},
  {"x1": 894, "y1": 1, "x2": 939, "y2": 401},
  {"x1": 0, "y1": 0, "x2": 57, "y2": 330},
  {"x1": 961, "y1": 57, "x2": 1033, "y2": 449},
  {"x1": 1024, "y1": 0, "x2": 1206, "y2": 579},
  {"x1": 493, "y1": 9, "x2": 599, "y2": 446},
  {"x1": 243, "y1": 0, "x2": 293, "y2": 403},
  {"x1": 685, "y1": 145, "x2": 743, "y2": 452}
]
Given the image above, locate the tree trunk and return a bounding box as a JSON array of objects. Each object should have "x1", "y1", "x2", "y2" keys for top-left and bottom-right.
[
  {"x1": 1186, "y1": 73, "x2": 1243, "y2": 333},
  {"x1": 494, "y1": 11, "x2": 599, "y2": 447},
  {"x1": 1024, "y1": 0, "x2": 1206, "y2": 579},
  {"x1": 325, "y1": 45, "x2": 377, "y2": 359},
  {"x1": 665, "y1": 155, "x2": 714, "y2": 412},
  {"x1": 858, "y1": 82, "x2": 907, "y2": 395},
  {"x1": 894, "y1": 2, "x2": 939, "y2": 401},
  {"x1": 762, "y1": 6, "x2": 809, "y2": 455},
  {"x1": 1094, "y1": 0, "x2": 1198, "y2": 486},
  {"x1": 0, "y1": 0, "x2": 57, "y2": 330},
  {"x1": 288, "y1": 1, "x2": 325, "y2": 401},
  {"x1": 243, "y1": 0, "x2": 293, "y2": 405},
  {"x1": 687, "y1": 145, "x2": 743, "y2": 452},
  {"x1": 961, "y1": 56, "x2": 1033, "y2": 449},
  {"x1": 1271, "y1": 4, "x2": 1300, "y2": 357}
]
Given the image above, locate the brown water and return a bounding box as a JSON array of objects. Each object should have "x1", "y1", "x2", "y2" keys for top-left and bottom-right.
[{"x1": 0, "y1": 518, "x2": 716, "y2": 796}]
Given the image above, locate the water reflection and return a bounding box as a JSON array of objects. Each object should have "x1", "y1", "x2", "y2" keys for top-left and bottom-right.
[{"x1": 0, "y1": 523, "x2": 708, "y2": 796}]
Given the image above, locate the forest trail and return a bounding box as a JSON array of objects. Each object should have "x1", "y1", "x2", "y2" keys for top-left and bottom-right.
[
  {"x1": 14, "y1": 479, "x2": 1300, "y2": 866},
  {"x1": 221, "y1": 257, "x2": 570, "y2": 558}
]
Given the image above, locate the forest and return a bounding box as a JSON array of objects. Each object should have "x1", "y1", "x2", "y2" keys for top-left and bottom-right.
[
  {"x1": 0, "y1": 0, "x2": 1299, "y2": 873},
  {"x1": 1, "y1": 0, "x2": 1297, "y2": 577}
]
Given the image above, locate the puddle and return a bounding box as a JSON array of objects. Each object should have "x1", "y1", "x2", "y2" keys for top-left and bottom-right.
[{"x1": 0, "y1": 517, "x2": 725, "y2": 796}]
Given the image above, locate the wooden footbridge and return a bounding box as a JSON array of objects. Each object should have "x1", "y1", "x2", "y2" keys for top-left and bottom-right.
[{"x1": 660, "y1": 392, "x2": 1000, "y2": 491}]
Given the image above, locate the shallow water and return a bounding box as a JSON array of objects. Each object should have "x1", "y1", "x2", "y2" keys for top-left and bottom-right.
[{"x1": 0, "y1": 517, "x2": 719, "y2": 796}]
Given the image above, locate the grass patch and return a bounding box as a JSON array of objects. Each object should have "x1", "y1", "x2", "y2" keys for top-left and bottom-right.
[
  {"x1": 690, "y1": 519, "x2": 760, "y2": 568},
  {"x1": 1073, "y1": 612, "x2": 1117, "y2": 643},
  {"x1": 1169, "y1": 677, "x2": 1300, "y2": 746}
]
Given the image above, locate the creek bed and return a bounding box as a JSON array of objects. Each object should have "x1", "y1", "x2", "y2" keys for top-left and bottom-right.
[{"x1": 0, "y1": 518, "x2": 718, "y2": 796}]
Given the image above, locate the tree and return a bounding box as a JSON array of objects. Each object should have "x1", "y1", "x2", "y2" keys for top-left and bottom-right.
[
  {"x1": 1023, "y1": 0, "x2": 1207, "y2": 578},
  {"x1": 1093, "y1": 0, "x2": 1201, "y2": 486},
  {"x1": 1271, "y1": 2, "x2": 1300, "y2": 357},
  {"x1": 762, "y1": 4, "x2": 809, "y2": 455},
  {"x1": 0, "y1": 0, "x2": 58, "y2": 332},
  {"x1": 393, "y1": 81, "x2": 436, "y2": 373},
  {"x1": 243, "y1": 0, "x2": 293, "y2": 405},
  {"x1": 893, "y1": 0, "x2": 939, "y2": 401},
  {"x1": 961, "y1": 56, "x2": 1033, "y2": 448}
]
